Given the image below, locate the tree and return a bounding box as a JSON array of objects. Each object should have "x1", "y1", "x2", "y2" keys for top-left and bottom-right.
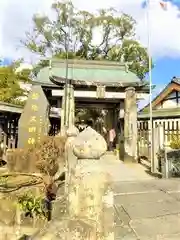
[
  {"x1": 22, "y1": 1, "x2": 151, "y2": 79},
  {"x1": 0, "y1": 60, "x2": 31, "y2": 104}
]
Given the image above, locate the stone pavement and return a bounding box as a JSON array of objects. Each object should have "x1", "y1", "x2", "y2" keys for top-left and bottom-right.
[
  {"x1": 30, "y1": 153, "x2": 180, "y2": 240},
  {"x1": 114, "y1": 178, "x2": 180, "y2": 239},
  {"x1": 100, "y1": 152, "x2": 153, "y2": 182},
  {"x1": 99, "y1": 153, "x2": 180, "y2": 239}
]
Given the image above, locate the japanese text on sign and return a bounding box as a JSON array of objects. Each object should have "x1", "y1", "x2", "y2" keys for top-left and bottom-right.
[
  {"x1": 31, "y1": 92, "x2": 39, "y2": 100},
  {"x1": 29, "y1": 116, "x2": 37, "y2": 123},
  {"x1": 28, "y1": 127, "x2": 36, "y2": 133},
  {"x1": 31, "y1": 105, "x2": 38, "y2": 111},
  {"x1": 28, "y1": 138, "x2": 35, "y2": 145}
]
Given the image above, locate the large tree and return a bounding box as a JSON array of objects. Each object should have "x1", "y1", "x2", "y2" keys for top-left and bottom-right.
[
  {"x1": 0, "y1": 60, "x2": 31, "y2": 104},
  {"x1": 23, "y1": 1, "x2": 151, "y2": 79}
]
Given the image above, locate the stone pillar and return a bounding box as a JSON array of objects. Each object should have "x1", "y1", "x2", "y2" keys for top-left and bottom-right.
[
  {"x1": 124, "y1": 87, "x2": 138, "y2": 162},
  {"x1": 113, "y1": 107, "x2": 120, "y2": 151},
  {"x1": 0, "y1": 124, "x2": 2, "y2": 141},
  {"x1": 69, "y1": 127, "x2": 114, "y2": 239},
  {"x1": 65, "y1": 126, "x2": 79, "y2": 172},
  {"x1": 61, "y1": 84, "x2": 75, "y2": 136},
  {"x1": 64, "y1": 125, "x2": 79, "y2": 193},
  {"x1": 152, "y1": 124, "x2": 164, "y2": 174}
]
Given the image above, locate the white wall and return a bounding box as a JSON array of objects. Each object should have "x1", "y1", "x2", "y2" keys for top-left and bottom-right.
[{"x1": 155, "y1": 90, "x2": 180, "y2": 109}]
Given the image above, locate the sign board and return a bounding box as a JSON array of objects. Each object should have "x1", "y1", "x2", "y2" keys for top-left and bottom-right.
[
  {"x1": 18, "y1": 85, "x2": 51, "y2": 149},
  {"x1": 96, "y1": 86, "x2": 106, "y2": 98}
]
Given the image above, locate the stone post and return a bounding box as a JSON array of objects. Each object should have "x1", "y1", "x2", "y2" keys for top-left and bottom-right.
[
  {"x1": 65, "y1": 125, "x2": 79, "y2": 193},
  {"x1": 61, "y1": 84, "x2": 75, "y2": 136},
  {"x1": 124, "y1": 87, "x2": 138, "y2": 162},
  {"x1": 69, "y1": 127, "x2": 114, "y2": 239},
  {"x1": 65, "y1": 126, "x2": 79, "y2": 172},
  {"x1": 152, "y1": 124, "x2": 164, "y2": 173}
]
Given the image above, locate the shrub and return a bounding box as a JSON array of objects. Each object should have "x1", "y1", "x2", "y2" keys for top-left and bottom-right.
[
  {"x1": 169, "y1": 134, "x2": 180, "y2": 149},
  {"x1": 35, "y1": 136, "x2": 66, "y2": 176},
  {"x1": 7, "y1": 136, "x2": 66, "y2": 176},
  {"x1": 17, "y1": 192, "x2": 45, "y2": 219}
]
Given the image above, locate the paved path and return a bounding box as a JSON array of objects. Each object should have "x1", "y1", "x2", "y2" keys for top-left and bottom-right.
[
  {"x1": 102, "y1": 154, "x2": 180, "y2": 239},
  {"x1": 30, "y1": 153, "x2": 180, "y2": 239},
  {"x1": 100, "y1": 152, "x2": 153, "y2": 182},
  {"x1": 114, "y1": 179, "x2": 180, "y2": 239}
]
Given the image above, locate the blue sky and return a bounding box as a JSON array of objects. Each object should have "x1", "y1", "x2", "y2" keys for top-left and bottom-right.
[
  {"x1": 137, "y1": 57, "x2": 180, "y2": 109},
  {"x1": 152, "y1": 57, "x2": 180, "y2": 87},
  {"x1": 0, "y1": 58, "x2": 12, "y2": 66},
  {"x1": 149, "y1": 0, "x2": 180, "y2": 89},
  {"x1": 151, "y1": 57, "x2": 180, "y2": 93},
  {"x1": 151, "y1": 0, "x2": 180, "y2": 88}
]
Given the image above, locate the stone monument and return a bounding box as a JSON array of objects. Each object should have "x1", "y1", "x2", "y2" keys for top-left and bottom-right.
[
  {"x1": 28, "y1": 128, "x2": 114, "y2": 240},
  {"x1": 18, "y1": 85, "x2": 51, "y2": 149},
  {"x1": 69, "y1": 127, "x2": 114, "y2": 239}
]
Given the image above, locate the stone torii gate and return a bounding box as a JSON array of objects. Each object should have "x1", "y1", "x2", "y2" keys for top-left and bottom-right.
[{"x1": 36, "y1": 59, "x2": 149, "y2": 162}]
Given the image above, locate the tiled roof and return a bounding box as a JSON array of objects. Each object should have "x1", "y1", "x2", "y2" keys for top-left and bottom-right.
[
  {"x1": 35, "y1": 59, "x2": 144, "y2": 87},
  {"x1": 171, "y1": 77, "x2": 180, "y2": 85}
]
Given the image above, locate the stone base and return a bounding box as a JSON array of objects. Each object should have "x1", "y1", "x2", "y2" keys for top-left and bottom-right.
[
  {"x1": 124, "y1": 153, "x2": 137, "y2": 163},
  {"x1": 32, "y1": 219, "x2": 96, "y2": 240}
]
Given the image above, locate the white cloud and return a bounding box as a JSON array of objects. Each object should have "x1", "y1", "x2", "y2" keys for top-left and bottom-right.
[
  {"x1": 1, "y1": 0, "x2": 180, "y2": 61},
  {"x1": 15, "y1": 63, "x2": 33, "y2": 73}
]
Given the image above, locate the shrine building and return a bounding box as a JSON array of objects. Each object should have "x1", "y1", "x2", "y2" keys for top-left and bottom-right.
[{"x1": 0, "y1": 59, "x2": 150, "y2": 162}]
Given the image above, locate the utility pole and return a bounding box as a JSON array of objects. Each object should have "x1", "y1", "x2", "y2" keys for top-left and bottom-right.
[{"x1": 61, "y1": 3, "x2": 73, "y2": 133}]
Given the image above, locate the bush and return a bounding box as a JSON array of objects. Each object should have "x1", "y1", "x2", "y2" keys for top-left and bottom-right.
[
  {"x1": 169, "y1": 134, "x2": 180, "y2": 149},
  {"x1": 7, "y1": 136, "x2": 66, "y2": 176},
  {"x1": 35, "y1": 136, "x2": 66, "y2": 176},
  {"x1": 18, "y1": 192, "x2": 45, "y2": 219}
]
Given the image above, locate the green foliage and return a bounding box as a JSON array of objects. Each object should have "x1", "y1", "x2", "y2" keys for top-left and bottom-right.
[
  {"x1": 22, "y1": 1, "x2": 152, "y2": 79},
  {"x1": 18, "y1": 192, "x2": 45, "y2": 218},
  {"x1": 169, "y1": 134, "x2": 180, "y2": 149},
  {"x1": 0, "y1": 61, "x2": 31, "y2": 104},
  {"x1": 0, "y1": 175, "x2": 8, "y2": 185},
  {"x1": 10, "y1": 99, "x2": 26, "y2": 106}
]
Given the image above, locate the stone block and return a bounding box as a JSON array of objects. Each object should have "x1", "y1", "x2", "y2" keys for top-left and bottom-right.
[
  {"x1": 113, "y1": 181, "x2": 156, "y2": 195},
  {"x1": 32, "y1": 219, "x2": 97, "y2": 240},
  {"x1": 67, "y1": 219, "x2": 96, "y2": 240},
  {"x1": 115, "y1": 191, "x2": 173, "y2": 205},
  {"x1": 68, "y1": 160, "x2": 114, "y2": 239},
  {"x1": 131, "y1": 214, "x2": 180, "y2": 238},
  {"x1": 115, "y1": 225, "x2": 137, "y2": 240},
  {"x1": 73, "y1": 127, "x2": 107, "y2": 160},
  {"x1": 124, "y1": 199, "x2": 180, "y2": 219}
]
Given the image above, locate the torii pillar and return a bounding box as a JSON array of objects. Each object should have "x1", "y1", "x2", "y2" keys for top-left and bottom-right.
[
  {"x1": 61, "y1": 84, "x2": 75, "y2": 136},
  {"x1": 124, "y1": 87, "x2": 138, "y2": 162}
]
